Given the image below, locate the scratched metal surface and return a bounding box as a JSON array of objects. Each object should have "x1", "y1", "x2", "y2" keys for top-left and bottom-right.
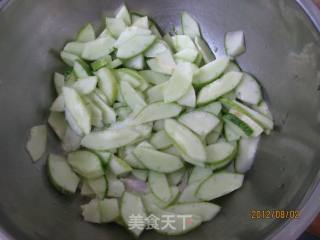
[{"x1": 0, "y1": 0, "x2": 319, "y2": 240}]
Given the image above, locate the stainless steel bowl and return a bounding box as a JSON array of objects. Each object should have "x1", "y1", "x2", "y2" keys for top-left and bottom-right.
[{"x1": 0, "y1": 0, "x2": 319, "y2": 239}]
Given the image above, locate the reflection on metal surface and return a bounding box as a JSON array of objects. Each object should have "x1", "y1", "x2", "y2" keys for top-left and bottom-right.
[{"x1": 297, "y1": 0, "x2": 320, "y2": 31}]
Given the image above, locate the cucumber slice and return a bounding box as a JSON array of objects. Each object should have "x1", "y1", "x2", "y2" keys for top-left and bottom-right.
[
  {"x1": 235, "y1": 137, "x2": 260, "y2": 173},
  {"x1": 235, "y1": 73, "x2": 262, "y2": 105},
  {"x1": 109, "y1": 58, "x2": 123, "y2": 69},
  {"x1": 177, "y1": 86, "x2": 196, "y2": 107},
  {"x1": 61, "y1": 127, "x2": 82, "y2": 152},
  {"x1": 188, "y1": 166, "x2": 212, "y2": 184},
  {"x1": 150, "y1": 130, "x2": 172, "y2": 150},
  {"x1": 146, "y1": 50, "x2": 176, "y2": 75},
  {"x1": 91, "y1": 55, "x2": 112, "y2": 71},
  {"x1": 63, "y1": 87, "x2": 91, "y2": 134},
  {"x1": 229, "y1": 109, "x2": 263, "y2": 137},
  {"x1": 73, "y1": 60, "x2": 90, "y2": 79},
  {"x1": 118, "y1": 68, "x2": 149, "y2": 91},
  {"x1": 132, "y1": 16, "x2": 149, "y2": 29},
  {"x1": 197, "y1": 72, "x2": 243, "y2": 105},
  {"x1": 206, "y1": 141, "x2": 236, "y2": 164},
  {"x1": 139, "y1": 70, "x2": 170, "y2": 85},
  {"x1": 73, "y1": 76, "x2": 97, "y2": 95},
  {"x1": 99, "y1": 198, "x2": 120, "y2": 223},
  {"x1": 81, "y1": 181, "x2": 94, "y2": 196},
  {"x1": 109, "y1": 155, "x2": 132, "y2": 176},
  {"x1": 48, "y1": 154, "x2": 80, "y2": 194},
  {"x1": 53, "y1": 72, "x2": 65, "y2": 94},
  {"x1": 83, "y1": 97, "x2": 104, "y2": 128},
  {"x1": 225, "y1": 31, "x2": 246, "y2": 57},
  {"x1": 223, "y1": 113, "x2": 253, "y2": 136},
  {"x1": 121, "y1": 192, "x2": 147, "y2": 237},
  {"x1": 87, "y1": 176, "x2": 107, "y2": 199},
  {"x1": 116, "y1": 68, "x2": 141, "y2": 88},
  {"x1": 120, "y1": 145, "x2": 146, "y2": 169},
  {"x1": 225, "y1": 61, "x2": 241, "y2": 73},
  {"x1": 164, "y1": 119, "x2": 207, "y2": 163},
  {"x1": 116, "y1": 35, "x2": 156, "y2": 59},
  {"x1": 132, "y1": 169, "x2": 148, "y2": 181},
  {"x1": 164, "y1": 62, "x2": 193, "y2": 103},
  {"x1": 93, "y1": 150, "x2": 112, "y2": 166},
  {"x1": 178, "y1": 111, "x2": 220, "y2": 137},
  {"x1": 81, "y1": 127, "x2": 140, "y2": 150},
  {"x1": 153, "y1": 120, "x2": 165, "y2": 131},
  {"x1": 98, "y1": 28, "x2": 112, "y2": 39},
  {"x1": 50, "y1": 95, "x2": 65, "y2": 112},
  {"x1": 134, "y1": 102, "x2": 182, "y2": 124},
  {"x1": 174, "y1": 49, "x2": 199, "y2": 63},
  {"x1": 68, "y1": 151, "x2": 104, "y2": 179},
  {"x1": 194, "y1": 36, "x2": 215, "y2": 64},
  {"x1": 106, "y1": 17, "x2": 127, "y2": 38},
  {"x1": 166, "y1": 202, "x2": 221, "y2": 222},
  {"x1": 81, "y1": 199, "x2": 101, "y2": 223},
  {"x1": 65, "y1": 108, "x2": 83, "y2": 136},
  {"x1": 172, "y1": 35, "x2": 197, "y2": 51},
  {"x1": 220, "y1": 98, "x2": 274, "y2": 130},
  {"x1": 120, "y1": 81, "x2": 146, "y2": 111},
  {"x1": 89, "y1": 92, "x2": 116, "y2": 124},
  {"x1": 60, "y1": 51, "x2": 80, "y2": 66},
  {"x1": 124, "y1": 54, "x2": 144, "y2": 70},
  {"x1": 144, "y1": 40, "x2": 168, "y2": 58},
  {"x1": 196, "y1": 173, "x2": 244, "y2": 200},
  {"x1": 146, "y1": 82, "x2": 166, "y2": 103},
  {"x1": 197, "y1": 101, "x2": 222, "y2": 116},
  {"x1": 149, "y1": 171, "x2": 172, "y2": 202},
  {"x1": 115, "y1": 26, "x2": 151, "y2": 47},
  {"x1": 150, "y1": 22, "x2": 162, "y2": 38},
  {"x1": 224, "y1": 121, "x2": 241, "y2": 141},
  {"x1": 115, "y1": 4, "x2": 131, "y2": 25},
  {"x1": 142, "y1": 186, "x2": 179, "y2": 211},
  {"x1": 26, "y1": 125, "x2": 47, "y2": 162},
  {"x1": 134, "y1": 146, "x2": 184, "y2": 173},
  {"x1": 48, "y1": 112, "x2": 67, "y2": 140},
  {"x1": 106, "y1": 174, "x2": 125, "y2": 197},
  {"x1": 193, "y1": 57, "x2": 230, "y2": 87},
  {"x1": 96, "y1": 67, "x2": 118, "y2": 105},
  {"x1": 76, "y1": 23, "x2": 95, "y2": 42},
  {"x1": 167, "y1": 168, "x2": 186, "y2": 185},
  {"x1": 81, "y1": 37, "x2": 115, "y2": 61},
  {"x1": 253, "y1": 101, "x2": 273, "y2": 121},
  {"x1": 116, "y1": 107, "x2": 132, "y2": 121},
  {"x1": 63, "y1": 41, "x2": 85, "y2": 56},
  {"x1": 181, "y1": 12, "x2": 200, "y2": 39},
  {"x1": 178, "y1": 180, "x2": 202, "y2": 203}
]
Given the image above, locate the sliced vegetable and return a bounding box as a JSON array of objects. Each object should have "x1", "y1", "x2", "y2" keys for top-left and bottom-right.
[
  {"x1": 121, "y1": 192, "x2": 147, "y2": 237},
  {"x1": 194, "y1": 36, "x2": 215, "y2": 64},
  {"x1": 73, "y1": 76, "x2": 97, "y2": 95},
  {"x1": 63, "y1": 87, "x2": 91, "y2": 134},
  {"x1": 197, "y1": 173, "x2": 244, "y2": 200},
  {"x1": 117, "y1": 35, "x2": 156, "y2": 59},
  {"x1": 109, "y1": 155, "x2": 132, "y2": 176},
  {"x1": 197, "y1": 72, "x2": 243, "y2": 105},
  {"x1": 82, "y1": 37, "x2": 115, "y2": 61},
  {"x1": 193, "y1": 57, "x2": 230, "y2": 87},
  {"x1": 178, "y1": 111, "x2": 220, "y2": 137},
  {"x1": 134, "y1": 146, "x2": 184, "y2": 173},
  {"x1": 48, "y1": 154, "x2": 80, "y2": 194},
  {"x1": 148, "y1": 171, "x2": 171, "y2": 202},
  {"x1": 164, "y1": 119, "x2": 207, "y2": 163},
  {"x1": 235, "y1": 73, "x2": 262, "y2": 105},
  {"x1": 206, "y1": 141, "x2": 236, "y2": 164},
  {"x1": 26, "y1": 125, "x2": 47, "y2": 162},
  {"x1": 48, "y1": 112, "x2": 68, "y2": 140},
  {"x1": 96, "y1": 67, "x2": 118, "y2": 105},
  {"x1": 188, "y1": 166, "x2": 212, "y2": 184},
  {"x1": 99, "y1": 198, "x2": 120, "y2": 223},
  {"x1": 67, "y1": 150, "x2": 104, "y2": 179},
  {"x1": 225, "y1": 31, "x2": 246, "y2": 57},
  {"x1": 76, "y1": 23, "x2": 95, "y2": 42},
  {"x1": 181, "y1": 12, "x2": 200, "y2": 39},
  {"x1": 177, "y1": 86, "x2": 196, "y2": 107},
  {"x1": 235, "y1": 137, "x2": 260, "y2": 173}
]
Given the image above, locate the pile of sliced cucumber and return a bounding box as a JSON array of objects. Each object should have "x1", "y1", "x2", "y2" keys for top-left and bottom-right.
[{"x1": 26, "y1": 4, "x2": 274, "y2": 237}]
